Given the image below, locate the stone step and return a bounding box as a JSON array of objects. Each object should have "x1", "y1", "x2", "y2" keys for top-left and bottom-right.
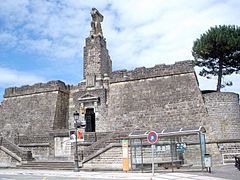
[
  {"x1": 20, "y1": 163, "x2": 74, "y2": 167},
  {"x1": 16, "y1": 166, "x2": 74, "y2": 170},
  {"x1": 16, "y1": 161, "x2": 75, "y2": 170},
  {"x1": 22, "y1": 161, "x2": 74, "y2": 164}
]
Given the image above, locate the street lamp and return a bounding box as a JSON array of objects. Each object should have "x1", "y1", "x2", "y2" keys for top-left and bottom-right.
[{"x1": 73, "y1": 111, "x2": 80, "y2": 172}]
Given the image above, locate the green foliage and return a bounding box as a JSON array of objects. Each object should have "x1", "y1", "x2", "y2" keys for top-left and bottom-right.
[{"x1": 192, "y1": 25, "x2": 240, "y2": 91}]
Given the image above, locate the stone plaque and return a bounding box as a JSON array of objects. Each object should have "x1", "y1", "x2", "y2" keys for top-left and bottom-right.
[{"x1": 86, "y1": 75, "x2": 95, "y2": 87}]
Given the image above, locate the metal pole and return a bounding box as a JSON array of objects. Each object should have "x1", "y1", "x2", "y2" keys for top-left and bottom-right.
[
  {"x1": 171, "y1": 138, "x2": 174, "y2": 172},
  {"x1": 74, "y1": 123, "x2": 79, "y2": 172},
  {"x1": 199, "y1": 133, "x2": 204, "y2": 172},
  {"x1": 130, "y1": 139, "x2": 133, "y2": 172},
  {"x1": 152, "y1": 144, "x2": 154, "y2": 176},
  {"x1": 0, "y1": 136, "x2": 2, "y2": 146},
  {"x1": 141, "y1": 139, "x2": 143, "y2": 173}
]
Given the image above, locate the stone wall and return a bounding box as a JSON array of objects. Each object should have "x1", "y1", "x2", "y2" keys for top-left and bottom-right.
[
  {"x1": 0, "y1": 150, "x2": 19, "y2": 167},
  {"x1": 84, "y1": 146, "x2": 123, "y2": 170},
  {"x1": 19, "y1": 145, "x2": 50, "y2": 161},
  {"x1": 203, "y1": 92, "x2": 240, "y2": 140},
  {"x1": 107, "y1": 63, "x2": 208, "y2": 132},
  {"x1": 15, "y1": 132, "x2": 72, "y2": 160},
  {"x1": 69, "y1": 87, "x2": 108, "y2": 132},
  {"x1": 83, "y1": 142, "x2": 204, "y2": 170},
  {"x1": 0, "y1": 81, "x2": 70, "y2": 140},
  {"x1": 15, "y1": 135, "x2": 52, "y2": 145},
  {"x1": 83, "y1": 36, "x2": 112, "y2": 81},
  {"x1": 218, "y1": 142, "x2": 240, "y2": 164},
  {"x1": 54, "y1": 91, "x2": 69, "y2": 129},
  {"x1": 111, "y1": 61, "x2": 194, "y2": 83},
  {"x1": 4, "y1": 80, "x2": 69, "y2": 98}
]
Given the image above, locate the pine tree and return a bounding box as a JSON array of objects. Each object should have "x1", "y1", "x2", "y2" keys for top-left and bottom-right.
[{"x1": 192, "y1": 25, "x2": 240, "y2": 91}]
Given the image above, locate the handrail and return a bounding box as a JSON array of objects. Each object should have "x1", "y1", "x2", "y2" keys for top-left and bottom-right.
[
  {"x1": 83, "y1": 132, "x2": 116, "y2": 157},
  {"x1": 0, "y1": 136, "x2": 33, "y2": 161},
  {"x1": 1, "y1": 136, "x2": 25, "y2": 154},
  {"x1": 83, "y1": 143, "x2": 121, "y2": 164},
  {"x1": 0, "y1": 146, "x2": 21, "y2": 162},
  {"x1": 82, "y1": 132, "x2": 129, "y2": 163}
]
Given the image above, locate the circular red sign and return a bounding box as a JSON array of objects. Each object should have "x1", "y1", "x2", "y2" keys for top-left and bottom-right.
[{"x1": 147, "y1": 131, "x2": 158, "y2": 144}]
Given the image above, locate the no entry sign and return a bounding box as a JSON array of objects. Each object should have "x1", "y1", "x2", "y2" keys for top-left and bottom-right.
[{"x1": 147, "y1": 131, "x2": 158, "y2": 144}]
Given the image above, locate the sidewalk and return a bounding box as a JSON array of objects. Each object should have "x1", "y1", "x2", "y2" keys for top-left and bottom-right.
[{"x1": 0, "y1": 165, "x2": 238, "y2": 180}]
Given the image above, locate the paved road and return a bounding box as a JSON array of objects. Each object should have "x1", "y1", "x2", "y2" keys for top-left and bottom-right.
[
  {"x1": 191, "y1": 164, "x2": 239, "y2": 180},
  {"x1": 0, "y1": 165, "x2": 238, "y2": 180},
  {"x1": 0, "y1": 173, "x2": 229, "y2": 180},
  {"x1": 0, "y1": 174, "x2": 77, "y2": 180}
]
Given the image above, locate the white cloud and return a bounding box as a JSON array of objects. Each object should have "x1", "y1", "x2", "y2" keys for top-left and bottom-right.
[
  {"x1": 0, "y1": 32, "x2": 17, "y2": 49},
  {"x1": 0, "y1": 0, "x2": 240, "y2": 94},
  {"x1": 0, "y1": 67, "x2": 46, "y2": 88},
  {"x1": 1, "y1": 0, "x2": 240, "y2": 63},
  {"x1": 104, "y1": 0, "x2": 240, "y2": 68},
  {"x1": 0, "y1": 0, "x2": 89, "y2": 60}
]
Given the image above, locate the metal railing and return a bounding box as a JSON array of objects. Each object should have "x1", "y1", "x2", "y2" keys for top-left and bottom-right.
[
  {"x1": 83, "y1": 132, "x2": 115, "y2": 158},
  {"x1": 82, "y1": 131, "x2": 129, "y2": 163},
  {"x1": 222, "y1": 153, "x2": 240, "y2": 164}
]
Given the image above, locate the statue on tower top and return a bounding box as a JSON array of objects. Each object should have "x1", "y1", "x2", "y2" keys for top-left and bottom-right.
[{"x1": 90, "y1": 8, "x2": 104, "y2": 38}]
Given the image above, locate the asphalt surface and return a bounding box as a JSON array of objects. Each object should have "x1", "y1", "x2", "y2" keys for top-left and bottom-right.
[{"x1": 0, "y1": 165, "x2": 238, "y2": 180}]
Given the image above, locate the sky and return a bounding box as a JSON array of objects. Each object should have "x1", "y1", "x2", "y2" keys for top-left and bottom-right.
[{"x1": 0, "y1": 0, "x2": 240, "y2": 102}]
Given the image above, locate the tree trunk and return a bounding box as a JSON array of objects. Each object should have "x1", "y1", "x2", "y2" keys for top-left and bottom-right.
[{"x1": 216, "y1": 58, "x2": 223, "y2": 92}]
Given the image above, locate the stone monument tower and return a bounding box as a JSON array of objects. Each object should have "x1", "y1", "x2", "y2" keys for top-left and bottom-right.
[{"x1": 83, "y1": 8, "x2": 112, "y2": 88}]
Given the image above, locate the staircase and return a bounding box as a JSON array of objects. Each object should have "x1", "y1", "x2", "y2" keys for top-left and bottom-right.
[
  {"x1": 82, "y1": 132, "x2": 128, "y2": 164},
  {"x1": 17, "y1": 161, "x2": 74, "y2": 170},
  {"x1": 0, "y1": 136, "x2": 33, "y2": 162},
  {"x1": 2, "y1": 132, "x2": 128, "y2": 170},
  {"x1": 16, "y1": 132, "x2": 127, "y2": 170}
]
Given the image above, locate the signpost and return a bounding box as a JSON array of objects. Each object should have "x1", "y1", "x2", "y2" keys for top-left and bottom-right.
[{"x1": 147, "y1": 131, "x2": 158, "y2": 176}]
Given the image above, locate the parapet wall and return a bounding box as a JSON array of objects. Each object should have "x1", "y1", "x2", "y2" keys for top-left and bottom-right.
[
  {"x1": 203, "y1": 92, "x2": 240, "y2": 140},
  {"x1": 107, "y1": 66, "x2": 207, "y2": 132},
  {"x1": 4, "y1": 80, "x2": 70, "y2": 98},
  {"x1": 111, "y1": 60, "x2": 194, "y2": 83},
  {"x1": 0, "y1": 80, "x2": 70, "y2": 139}
]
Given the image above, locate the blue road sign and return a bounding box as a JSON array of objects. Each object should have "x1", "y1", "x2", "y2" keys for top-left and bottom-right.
[{"x1": 147, "y1": 131, "x2": 158, "y2": 144}]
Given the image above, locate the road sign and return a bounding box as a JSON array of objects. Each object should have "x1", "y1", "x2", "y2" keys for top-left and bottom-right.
[
  {"x1": 147, "y1": 131, "x2": 158, "y2": 176},
  {"x1": 147, "y1": 131, "x2": 158, "y2": 144}
]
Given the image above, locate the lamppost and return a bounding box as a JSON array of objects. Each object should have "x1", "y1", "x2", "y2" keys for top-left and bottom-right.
[{"x1": 73, "y1": 111, "x2": 80, "y2": 172}]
